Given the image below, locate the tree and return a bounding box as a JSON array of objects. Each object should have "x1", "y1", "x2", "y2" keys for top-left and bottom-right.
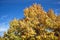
[{"x1": 0, "y1": 4, "x2": 60, "y2": 40}]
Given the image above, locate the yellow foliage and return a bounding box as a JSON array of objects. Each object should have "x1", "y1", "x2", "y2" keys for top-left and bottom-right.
[{"x1": 2, "y1": 4, "x2": 60, "y2": 40}]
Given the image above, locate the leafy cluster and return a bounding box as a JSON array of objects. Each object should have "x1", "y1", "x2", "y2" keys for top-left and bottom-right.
[{"x1": 0, "y1": 4, "x2": 60, "y2": 40}]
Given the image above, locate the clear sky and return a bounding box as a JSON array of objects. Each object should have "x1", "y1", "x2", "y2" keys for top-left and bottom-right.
[{"x1": 0, "y1": 0, "x2": 60, "y2": 36}]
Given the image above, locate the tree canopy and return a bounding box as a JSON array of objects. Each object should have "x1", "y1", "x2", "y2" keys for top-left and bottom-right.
[{"x1": 0, "y1": 4, "x2": 60, "y2": 40}]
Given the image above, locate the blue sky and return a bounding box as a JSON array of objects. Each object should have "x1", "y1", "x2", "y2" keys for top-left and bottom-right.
[{"x1": 0, "y1": 0, "x2": 60, "y2": 36}]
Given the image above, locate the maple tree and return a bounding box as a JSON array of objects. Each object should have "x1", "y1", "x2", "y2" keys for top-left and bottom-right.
[{"x1": 0, "y1": 4, "x2": 60, "y2": 40}]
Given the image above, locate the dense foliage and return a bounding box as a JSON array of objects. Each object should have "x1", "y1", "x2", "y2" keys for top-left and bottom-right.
[{"x1": 0, "y1": 4, "x2": 60, "y2": 40}]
